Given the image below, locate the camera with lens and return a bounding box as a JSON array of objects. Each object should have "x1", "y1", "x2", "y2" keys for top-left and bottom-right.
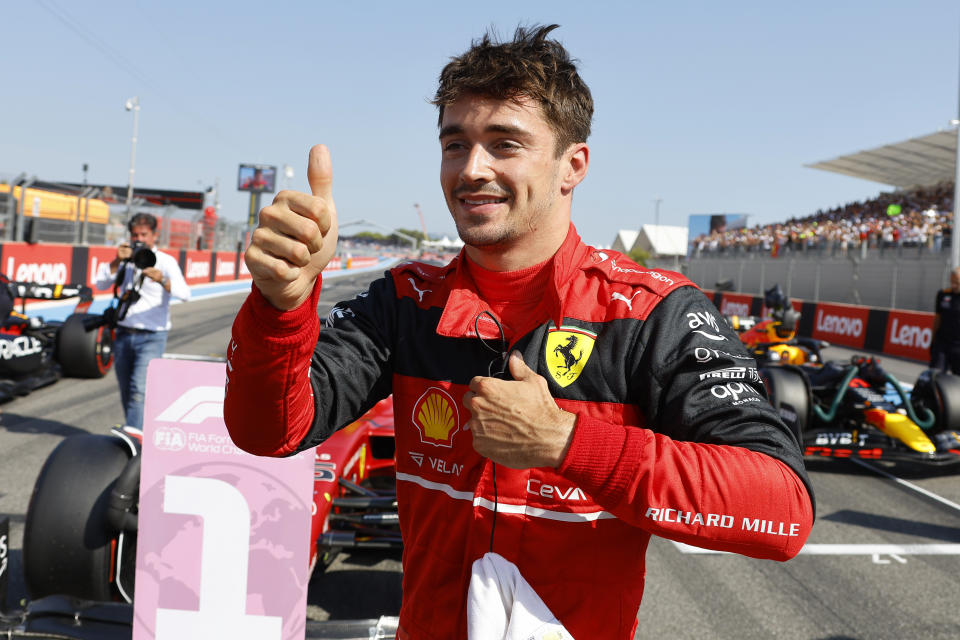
[{"x1": 129, "y1": 241, "x2": 156, "y2": 269}]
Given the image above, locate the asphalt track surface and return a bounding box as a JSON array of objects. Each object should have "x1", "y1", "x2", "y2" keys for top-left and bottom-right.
[{"x1": 0, "y1": 269, "x2": 958, "y2": 639}]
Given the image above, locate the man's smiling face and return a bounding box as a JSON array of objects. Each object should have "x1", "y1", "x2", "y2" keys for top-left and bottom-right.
[{"x1": 439, "y1": 94, "x2": 568, "y2": 254}]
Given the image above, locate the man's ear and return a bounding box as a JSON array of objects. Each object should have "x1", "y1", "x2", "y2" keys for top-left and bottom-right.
[{"x1": 560, "y1": 143, "x2": 589, "y2": 195}]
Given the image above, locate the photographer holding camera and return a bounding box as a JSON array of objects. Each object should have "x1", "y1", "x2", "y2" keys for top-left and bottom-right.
[{"x1": 95, "y1": 212, "x2": 190, "y2": 428}]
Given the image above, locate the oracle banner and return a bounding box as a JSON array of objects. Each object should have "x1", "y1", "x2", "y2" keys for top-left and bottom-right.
[
  {"x1": 810, "y1": 302, "x2": 869, "y2": 349},
  {"x1": 883, "y1": 310, "x2": 934, "y2": 361}
]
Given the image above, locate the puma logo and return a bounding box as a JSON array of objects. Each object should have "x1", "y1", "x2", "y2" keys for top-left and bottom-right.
[
  {"x1": 611, "y1": 290, "x2": 643, "y2": 311},
  {"x1": 408, "y1": 277, "x2": 432, "y2": 302}
]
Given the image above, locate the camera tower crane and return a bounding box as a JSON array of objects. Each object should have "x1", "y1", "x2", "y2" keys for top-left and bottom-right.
[{"x1": 413, "y1": 203, "x2": 429, "y2": 246}]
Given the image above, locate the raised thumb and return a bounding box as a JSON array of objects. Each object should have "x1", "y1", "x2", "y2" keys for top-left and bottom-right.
[
  {"x1": 507, "y1": 350, "x2": 533, "y2": 379},
  {"x1": 307, "y1": 144, "x2": 333, "y2": 198}
]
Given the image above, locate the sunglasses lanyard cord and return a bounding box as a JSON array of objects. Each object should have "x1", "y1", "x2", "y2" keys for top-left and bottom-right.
[{"x1": 475, "y1": 310, "x2": 507, "y2": 554}]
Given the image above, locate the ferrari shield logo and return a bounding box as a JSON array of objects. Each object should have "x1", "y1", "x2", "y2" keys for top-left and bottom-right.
[{"x1": 546, "y1": 327, "x2": 596, "y2": 388}]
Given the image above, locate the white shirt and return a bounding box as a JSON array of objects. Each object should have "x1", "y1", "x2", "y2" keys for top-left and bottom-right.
[{"x1": 95, "y1": 248, "x2": 191, "y2": 331}]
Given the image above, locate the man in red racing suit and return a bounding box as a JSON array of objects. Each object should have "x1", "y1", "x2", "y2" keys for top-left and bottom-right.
[{"x1": 224, "y1": 24, "x2": 813, "y2": 640}]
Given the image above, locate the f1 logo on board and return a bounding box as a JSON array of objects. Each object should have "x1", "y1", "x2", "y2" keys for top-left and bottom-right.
[
  {"x1": 155, "y1": 386, "x2": 224, "y2": 424},
  {"x1": 811, "y1": 303, "x2": 868, "y2": 348}
]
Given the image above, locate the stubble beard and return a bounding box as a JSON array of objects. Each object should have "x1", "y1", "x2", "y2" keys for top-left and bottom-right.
[
  {"x1": 451, "y1": 192, "x2": 559, "y2": 250},
  {"x1": 454, "y1": 216, "x2": 518, "y2": 248}
]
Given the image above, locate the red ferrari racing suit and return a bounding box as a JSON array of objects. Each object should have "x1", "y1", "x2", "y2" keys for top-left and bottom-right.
[{"x1": 224, "y1": 225, "x2": 814, "y2": 640}]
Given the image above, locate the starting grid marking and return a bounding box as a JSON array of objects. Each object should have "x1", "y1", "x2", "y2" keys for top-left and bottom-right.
[
  {"x1": 673, "y1": 459, "x2": 960, "y2": 564},
  {"x1": 672, "y1": 541, "x2": 960, "y2": 564},
  {"x1": 673, "y1": 460, "x2": 960, "y2": 564},
  {"x1": 672, "y1": 542, "x2": 960, "y2": 557}
]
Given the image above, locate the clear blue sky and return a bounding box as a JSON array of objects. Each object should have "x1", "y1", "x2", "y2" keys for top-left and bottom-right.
[{"x1": 3, "y1": 0, "x2": 959, "y2": 248}]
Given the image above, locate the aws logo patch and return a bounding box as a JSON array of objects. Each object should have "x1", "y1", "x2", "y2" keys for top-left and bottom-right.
[
  {"x1": 412, "y1": 387, "x2": 460, "y2": 447},
  {"x1": 546, "y1": 327, "x2": 596, "y2": 388}
]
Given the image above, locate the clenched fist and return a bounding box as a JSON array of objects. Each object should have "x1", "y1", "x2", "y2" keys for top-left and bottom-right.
[{"x1": 244, "y1": 144, "x2": 339, "y2": 310}]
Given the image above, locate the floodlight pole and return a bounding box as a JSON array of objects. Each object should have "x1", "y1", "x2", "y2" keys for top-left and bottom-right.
[
  {"x1": 653, "y1": 197, "x2": 662, "y2": 258},
  {"x1": 124, "y1": 96, "x2": 140, "y2": 222},
  {"x1": 953, "y1": 118, "x2": 960, "y2": 270}
]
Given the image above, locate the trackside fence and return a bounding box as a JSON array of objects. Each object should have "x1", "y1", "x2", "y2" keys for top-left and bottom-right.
[
  {"x1": 705, "y1": 289, "x2": 934, "y2": 364},
  {"x1": 0, "y1": 241, "x2": 385, "y2": 304}
]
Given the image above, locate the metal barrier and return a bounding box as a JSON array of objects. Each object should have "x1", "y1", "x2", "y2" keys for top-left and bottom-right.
[{"x1": 678, "y1": 254, "x2": 952, "y2": 313}]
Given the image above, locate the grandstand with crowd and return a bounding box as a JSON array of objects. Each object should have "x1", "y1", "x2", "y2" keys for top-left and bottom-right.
[{"x1": 691, "y1": 180, "x2": 954, "y2": 258}]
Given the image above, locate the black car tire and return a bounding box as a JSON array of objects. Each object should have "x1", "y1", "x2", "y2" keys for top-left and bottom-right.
[
  {"x1": 56, "y1": 313, "x2": 113, "y2": 378},
  {"x1": 23, "y1": 434, "x2": 130, "y2": 601},
  {"x1": 911, "y1": 369, "x2": 960, "y2": 431},
  {"x1": 760, "y1": 366, "x2": 810, "y2": 447}
]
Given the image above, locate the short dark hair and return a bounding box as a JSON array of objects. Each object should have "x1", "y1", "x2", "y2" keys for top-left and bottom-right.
[
  {"x1": 128, "y1": 212, "x2": 157, "y2": 232},
  {"x1": 433, "y1": 24, "x2": 593, "y2": 156}
]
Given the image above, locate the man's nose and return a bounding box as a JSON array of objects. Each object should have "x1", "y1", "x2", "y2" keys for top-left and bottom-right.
[{"x1": 461, "y1": 144, "x2": 494, "y2": 183}]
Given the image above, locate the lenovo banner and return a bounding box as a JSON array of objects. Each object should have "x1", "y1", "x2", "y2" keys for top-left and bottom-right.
[
  {"x1": 718, "y1": 293, "x2": 753, "y2": 318},
  {"x1": 214, "y1": 252, "x2": 238, "y2": 282},
  {"x1": 2, "y1": 243, "x2": 73, "y2": 285},
  {"x1": 134, "y1": 359, "x2": 313, "y2": 640},
  {"x1": 811, "y1": 302, "x2": 869, "y2": 349},
  {"x1": 183, "y1": 251, "x2": 213, "y2": 285},
  {"x1": 237, "y1": 256, "x2": 252, "y2": 280},
  {"x1": 883, "y1": 310, "x2": 934, "y2": 361},
  {"x1": 87, "y1": 246, "x2": 118, "y2": 288}
]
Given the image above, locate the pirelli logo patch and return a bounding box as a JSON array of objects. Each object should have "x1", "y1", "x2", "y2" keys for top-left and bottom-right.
[{"x1": 546, "y1": 326, "x2": 596, "y2": 388}]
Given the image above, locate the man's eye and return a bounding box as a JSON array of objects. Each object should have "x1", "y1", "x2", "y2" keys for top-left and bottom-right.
[{"x1": 442, "y1": 141, "x2": 465, "y2": 152}]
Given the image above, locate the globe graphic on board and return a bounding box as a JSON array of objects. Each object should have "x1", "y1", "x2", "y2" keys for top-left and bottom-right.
[{"x1": 134, "y1": 461, "x2": 311, "y2": 639}]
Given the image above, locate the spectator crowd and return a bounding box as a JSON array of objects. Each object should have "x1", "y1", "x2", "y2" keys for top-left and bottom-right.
[{"x1": 692, "y1": 181, "x2": 955, "y2": 258}]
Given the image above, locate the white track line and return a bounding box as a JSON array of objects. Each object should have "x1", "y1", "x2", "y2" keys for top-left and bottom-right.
[
  {"x1": 849, "y1": 457, "x2": 960, "y2": 514},
  {"x1": 672, "y1": 542, "x2": 960, "y2": 555}
]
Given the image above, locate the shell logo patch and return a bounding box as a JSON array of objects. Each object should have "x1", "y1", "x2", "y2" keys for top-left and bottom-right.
[
  {"x1": 412, "y1": 387, "x2": 460, "y2": 447},
  {"x1": 546, "y1": 327, "x2": 596, "y2": 388}
]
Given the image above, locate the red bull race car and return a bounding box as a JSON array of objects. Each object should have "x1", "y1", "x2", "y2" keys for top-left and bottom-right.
[
  {"x1": 0, "y1": 275, "x2": 114, "y2": 402},
  {"x1": 722, "y1": 285, "x2": 960, "y2": 467},
  {"x1": 761, "y1": 355, "x2": 960, "y2": 467}
]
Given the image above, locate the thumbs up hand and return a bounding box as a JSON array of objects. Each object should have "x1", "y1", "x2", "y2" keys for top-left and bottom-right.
[
  {"x1": 463, "y1": 351, "x2": 577, "y2": 469},
  {"x1": 245, "y1": 144, "x2": 339, "y2": 310}
]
